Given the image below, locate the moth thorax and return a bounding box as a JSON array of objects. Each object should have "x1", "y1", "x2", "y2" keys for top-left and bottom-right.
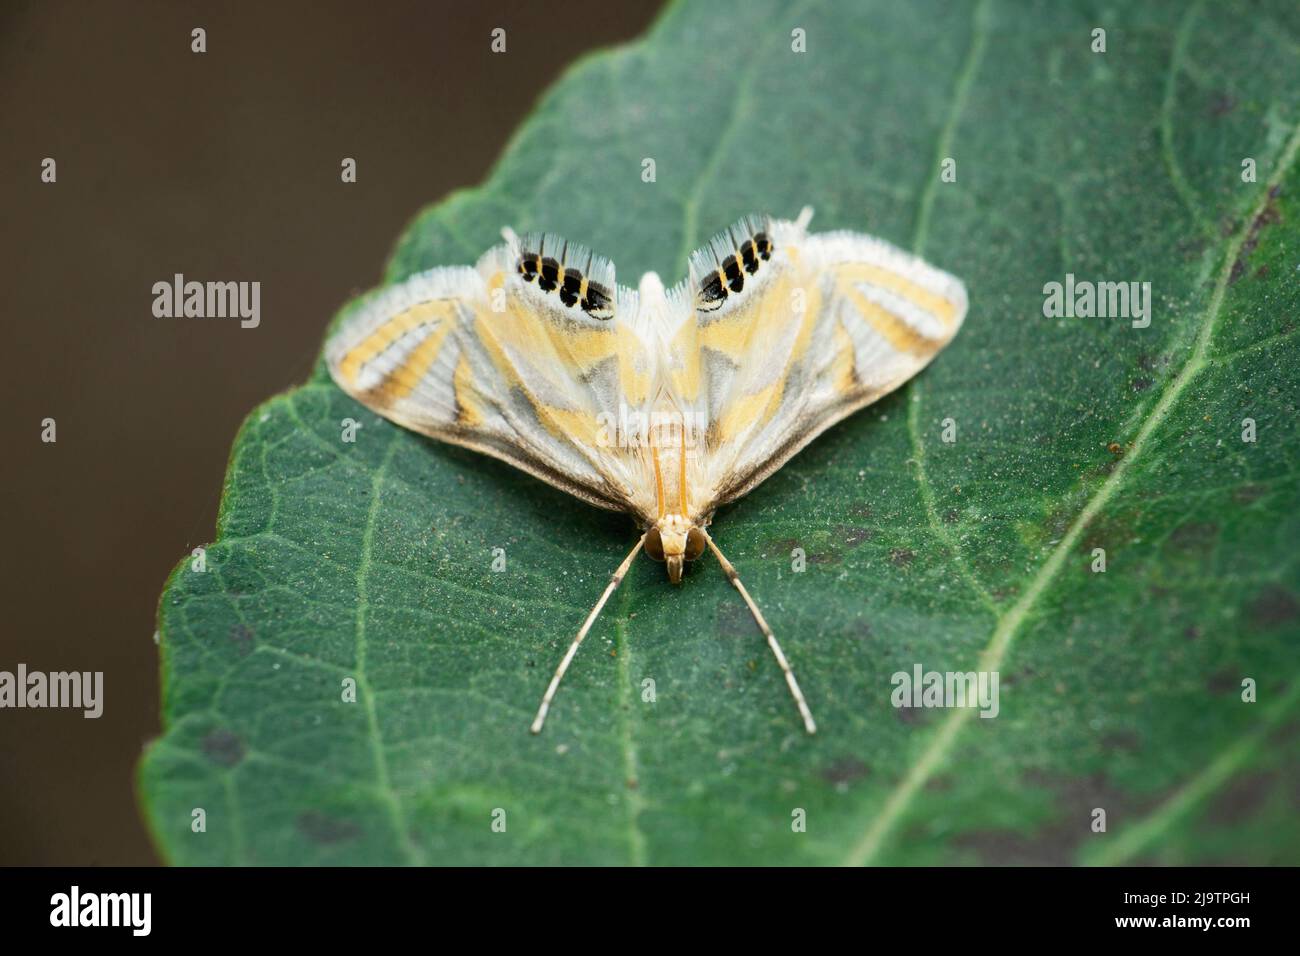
[
  {"x1": 637, "y1": 271, "x2": 669, "y2": 312},
  {"x1": 644, "y1": 515, "x2": 707, "y2": 584}
]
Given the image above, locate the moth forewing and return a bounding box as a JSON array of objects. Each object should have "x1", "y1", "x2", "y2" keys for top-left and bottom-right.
[
  {"x1": 699, "y1": 224, "x2": 968, "y2": 511},
  {"x1": 324, "y1": 242, "x2": 642, "y2": 514}
]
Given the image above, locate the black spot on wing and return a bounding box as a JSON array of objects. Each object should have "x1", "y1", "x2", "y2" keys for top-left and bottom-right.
[
  {"x1": 538, "y1": 257, "x2": 560, "y2": 292},
  {"x1": 698, "y1": 270, "x2": 727, "y2": 311},
  {"x1": 581, "y1": 281, "x2": 613, "y2": 319},
  {"x1": 691, "y1": 217, "x2": 776, "y2": 312},
  {"x1": 516, "y1": 236, "x2": 615, "y2": 318},
  {"x1": 517, "y1": 254, "x2": 540, "y2": 282},
  {"x1": 722, "y1": 255, "x2": 745, "y2": 293},
  {"x1": 560, "y1": 268, "x2": 583, "y2": 307}
]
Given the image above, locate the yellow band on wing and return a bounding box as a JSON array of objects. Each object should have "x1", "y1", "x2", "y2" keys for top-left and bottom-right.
[
  {"x1": 453, "y1": 352, "x2": 485, "y2": 427},
  {"x1": 369, "y1": 320, "x2": 453, "y2": 402},
  {"x1": 836, "y1": 263, "x2": 959, "y2": 327},
  {"x1": 840, "y1": 286, "x2": 928, "y2": 354},
  {"x1": 336, "y1": 300, "x2": 450, "y2": 387}
]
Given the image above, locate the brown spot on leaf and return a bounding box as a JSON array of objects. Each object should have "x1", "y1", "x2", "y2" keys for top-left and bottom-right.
[
  {"x1": 1107, "y1": 441, "x2": 1123, "y2": 456},
  {"x1": 201, "y1": 729, "x2": 245, "y2": 767},
  {"x1": 835, "y1": 524, "x2": 873, "y2": 548},
  {"x1": 1208, "y1": 771, "x2": 1274, "y2": 825},
  {"x1": 1167, "y1": 521, "x2": 1218, "y2": 554},
  {"x1": 1179, "y1": 235, "x2": 1209, "y2": 260},
  {"x1": 1248, "y1": 585, "x2": 1299, "y2": 628},
  {"x1": 761, "y1": 537, "x2": 800, "y2": 558},
  {"x1": 889, "y1": 548, "x2": 915, "y2": 567},
  {"x1": 820, "y1": 757, "x2": 869, "y2": 786},
  {"x1": 893, "y1": 704, "x2": 929, "y2": 726},
  {"x1": 1079, "y1": 508, "x2": 1142, "y2": 555},
  {"x1": 1230, "y1": 191, "x2": 1284, "y2": 283},
  {"x1": 296, "y1": 810, "x2": 360, "y2": 845},
  {"x1": 955, "y1": 771, "x2": 1159, "y2": 865},
  {"x1": 229, "y1": 623, "x2": 254, "y2": 657},
  {"x1": 1101, "y1": 730, "x2": 1141, "y2": 753},
  {"x1": 1208, "y1": 92, "x2": 1236, "y2": 117},
  {"x1": 1233, "y1": 483, "x2": 1265, "y2": 505},
  {"x1": 1206, "y1": 669, "x2": 1240, "y2": 695}
]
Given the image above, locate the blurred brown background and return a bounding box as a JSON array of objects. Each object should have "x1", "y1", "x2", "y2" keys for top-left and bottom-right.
[{"x1": 0, "y1": 0, "x2": 661, "y2": 866}]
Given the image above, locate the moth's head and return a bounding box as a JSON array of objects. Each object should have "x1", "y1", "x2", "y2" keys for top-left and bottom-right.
[{"x1": 644, "y1": 515, "x2": 707, "y2": 584}]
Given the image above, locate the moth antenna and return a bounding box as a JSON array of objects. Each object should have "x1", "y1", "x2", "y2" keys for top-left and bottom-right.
[
  {"x1": 702, "y1": 531, "x2": 817, "y2": 734},
  {"x1": 501, "y1": 226, "x2": 520, "y2": 246},
  {"x1": 530, "y1": 533, "x2": 646, "y2": 734},
  {"x1": 794, "y1": 206, "x2": 814, "y2": 231}
]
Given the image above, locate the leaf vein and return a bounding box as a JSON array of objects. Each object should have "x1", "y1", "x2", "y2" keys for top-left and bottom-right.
[{"x1": 355, "y1": 431, "x2": 427, "y2": 865}]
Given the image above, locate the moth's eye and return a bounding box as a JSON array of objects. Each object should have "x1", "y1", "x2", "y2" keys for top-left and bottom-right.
[
  {"x1": 684, "y1": 528, "x2": 706, "y2": 562},
  {"x1": 644, "y1": 528, "x2": 665, "y2": 561}
]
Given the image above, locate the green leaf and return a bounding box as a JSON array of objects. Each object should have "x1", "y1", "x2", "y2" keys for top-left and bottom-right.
[{"x1": 140, "y1": 0, "x2": 1300, "y2": 865}]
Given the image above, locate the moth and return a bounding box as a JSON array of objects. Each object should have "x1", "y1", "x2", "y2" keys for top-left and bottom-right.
[{"x1": 326, "y1": 208, "x2": 967, "y2": 735}]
